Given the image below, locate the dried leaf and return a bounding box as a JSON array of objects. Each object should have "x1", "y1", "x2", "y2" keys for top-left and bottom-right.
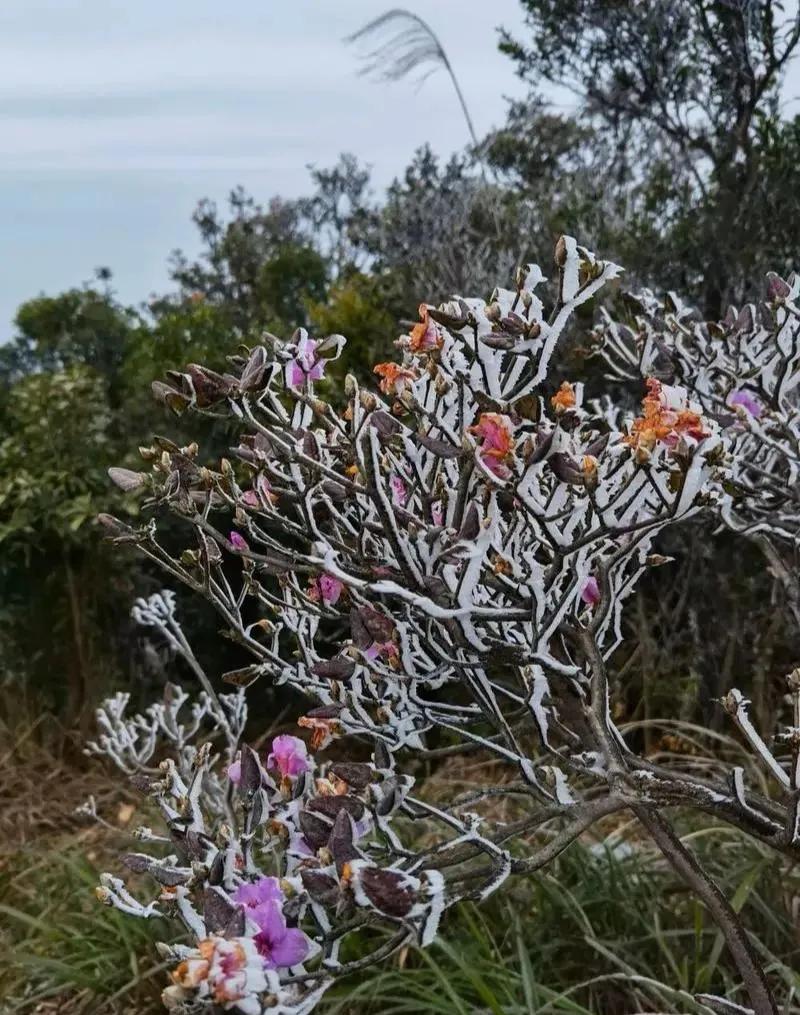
[
  {"x1": 358, "y1": 866, "x2": 415, "y2": 917},
  {"x1": 308, "y1": 794, "x2": 365, "y2": 821},
  {"x1": 298, "y1": 809, "x2": 333, "y2": 851},
  {"x1": 203, "y1": 887, "x2": 240, "y2": 934},
  {"x1": 329, "y1": 762, "x2": 372, "y2": 790},
  {"x1": 301, "y1": 870, "x2": 341, "y2": 907},
  {"x1": 312, "y1": 656, "x2": 357, "y2": 680}
]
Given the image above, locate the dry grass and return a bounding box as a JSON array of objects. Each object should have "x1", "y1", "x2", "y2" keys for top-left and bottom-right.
[{"x1": 0, "y1": 718, "x2": 167, "y2": 1014}]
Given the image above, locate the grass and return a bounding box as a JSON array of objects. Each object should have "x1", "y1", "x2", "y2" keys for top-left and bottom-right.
[
  {"x1": 0, "y1": 849, "x2": 173, "y2": 1014},
  {"x1": 4, "y1": 819, "x2": 800, "y2": 1014},
  {"x1": 324, "y1": 828, "x2": 800, "y2": 1014}
]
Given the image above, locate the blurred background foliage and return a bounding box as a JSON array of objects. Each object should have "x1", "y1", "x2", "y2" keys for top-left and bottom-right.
[
  {"x1": 6, "y1": 0, "x2": 800, "y2": 731},
  {"x1": 4, "y1": 3, "x2": 800, "y2": 1008}
]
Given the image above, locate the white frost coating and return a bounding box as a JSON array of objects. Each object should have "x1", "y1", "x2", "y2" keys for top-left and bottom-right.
[{"x1": 420, "y1": 869, "x2": 446, "y2": 947}]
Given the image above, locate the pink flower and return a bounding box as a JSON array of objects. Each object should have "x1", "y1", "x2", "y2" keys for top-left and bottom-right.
[
  {"x1": 365, "y1": 640, "x2": 400, "y2": 668},
  {"x1": 308, "y1": 573, "x2": 344, "y2": 606},
  {"x1": 468, "y1": 413, "x2": 515, "y2": 478},
  {"x1": 267, "y1": 734, "x2": 308, "y2": 779},
  {"x1": 229, "y1": 531, "x2": 248, "y2": 552},
  {"x1": 250, "y1": 901, "x2": 309, "y2": 970},
  {"x1": 286, "y1": 334, "x2": 325, "y2": 387},
  {"x1": 318, "y1": 574, "x2": 343, "y2": 605},
  {"x1": 234, "y1": 877, "x2": 283, "y2": 911},
  {"x1": 581, "y1": 576, "x2": 601, "y2": 607},
  {"x1": 390, "y1": 473, "x2": 408, "y2": 507},
  {"x1": 728, "y1": 389, "x2": 762, "y2": 418},
  {"x1": 431, "y1": 500, "x2": 444, "y2": 526},
  {"x1": 241, "y1": 476, "x2": 277, "y2": 509},
  {"x1": 227, "y1": 756, "x2": 242, "y2": 785}
]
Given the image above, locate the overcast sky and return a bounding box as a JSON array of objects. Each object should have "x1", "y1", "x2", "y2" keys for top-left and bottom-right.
[{"x1": 0, "y1": 1, "x2": 527, "y2": 332}]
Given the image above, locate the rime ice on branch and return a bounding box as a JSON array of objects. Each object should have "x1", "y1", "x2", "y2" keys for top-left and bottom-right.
[
  {"x1": 593, "y1": 276, "x2": 800, "y2": 628},
  {"x1": 93, "y1": 238, "x2": 794, "y2": 1015}
]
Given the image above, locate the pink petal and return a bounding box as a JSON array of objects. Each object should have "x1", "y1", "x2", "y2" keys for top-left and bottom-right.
[
  {"x1": 268, "y1": 927, "x2": 309, "y2": 968},
  {"x1": 318, "y1": 574, "x2": 343, "y2": 605},
  {"x1": 229, "y1": 531, "x2": 248, "y2": 551},
  {"x1": 267, "y1": 734, "x2": 308, "y2": 778},
  {"x1": 234, "y1": 878, "x2": 283, "y2": 909},
  {"x1": 581, "y1": 576, "x2": 601, "y2": 606},
  {"x1": 286, "y1": 360, "x2": 304, "y2": 387}
]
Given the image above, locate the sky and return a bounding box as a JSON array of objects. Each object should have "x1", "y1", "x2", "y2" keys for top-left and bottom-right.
[{"x1": 0, "y1": 1, "x2": 527, "y2": 332}]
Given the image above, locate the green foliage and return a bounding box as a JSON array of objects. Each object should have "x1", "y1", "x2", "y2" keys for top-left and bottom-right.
[
  {"x1": 0, "y1": 366, "x2": 112, "y2": 545},
  {"x1": 309, "y1": 271, "x2": 397, "y2": 377},
  {"x1": 497, "y1": 1, "x2": 800, "y2": 313}
]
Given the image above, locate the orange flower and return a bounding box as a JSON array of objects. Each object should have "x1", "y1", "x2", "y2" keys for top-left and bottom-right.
[
  {"x1": 551, "y1": 381, "x2": 576, "y2": 413},
  {"x1": 624, "y1": 378, "x2": 708, "y2": 453},
  {"x1": 373, "y1": 361, "x2": 418, "y2": 395},
  {"x1": 407, "y1": 304, "x2": 443, "y2": 353},
  {"x1": 298, "y1": 714, "x2": 340, "y2": 750}
]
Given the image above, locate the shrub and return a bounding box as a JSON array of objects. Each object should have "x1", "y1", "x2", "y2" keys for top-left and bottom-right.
[{"x1": 92, "y1": 238, "x2": 799, "y2": 1015}]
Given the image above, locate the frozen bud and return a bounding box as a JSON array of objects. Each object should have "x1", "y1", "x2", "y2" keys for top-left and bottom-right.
[
  {"x1": 786, "y1": 668, "x2": 800, "y2": 692},
  {"x1": 526, "y1": 321, "x2": 541, "y2": 342},
  {"x1": 766, "y1": 272, "x2": 791, "y2": 301},
  {"x1": 138, "y1": 445, "x2": 157, "y2": 461},
  {"x1": 485, "y1": 302, "x2": 502, "y2": 322},
  {"x1": 580, "y1": 576, "x2": 601, "y2": 607},
  {"x1": 95, "y1": 886, "x2": 112, "y2": 905},
  {"x1": 108, "y1": 467, "x2": 146, "y2": 492},
  {"x1": 229, "y1": 532, "x2": 248, "y2": 552},
  {"x1": 581, "y1": 455, "x2": 598, "y2": 489},
  {"x1": 434, "y1": 374, "x2": 452, "y2": 396},
  {"x1": 220, "y1": 458, "x2": 234, "y2": 478},
  {"x1": 360, "y1": 391, "x2": 378, "y2": 412},
  {"x1": 554, "y1": 235, "x2": 568, "y2": 268},
  {"x1": 513, "y1": 264, "x2": 528, "y2": 290},
  {"x1": 634, "y1": 444, "x2": 652, "y2": 466},
  {"x1": 97, "y1": 514, "x2": 135, "y2": 538},
  {"x1": 344, "y1": 373, "x2": 358, "y2": 396},
  {"x1": 719, "y1": 689, "x2": 746, "y2": 715}
]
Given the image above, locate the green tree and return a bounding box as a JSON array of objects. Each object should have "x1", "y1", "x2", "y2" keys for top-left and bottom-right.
[{"x1": 499, "y1": 0, "x2": 800, "y2": 313}]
